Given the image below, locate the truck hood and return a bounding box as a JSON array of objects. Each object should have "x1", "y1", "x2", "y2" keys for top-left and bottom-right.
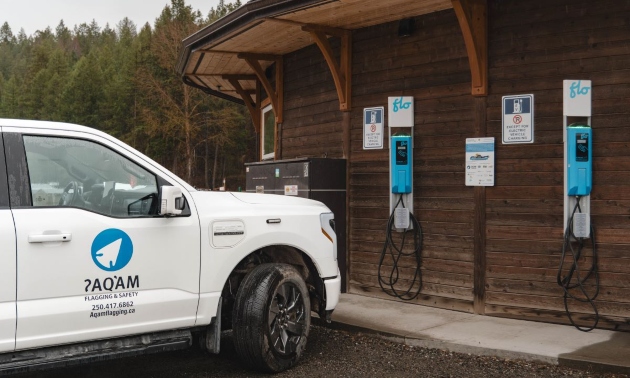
[
  {"x1": 187, "y1": 191, "x2": 329, "y2": 214},
  {"x1": 229, "y1": 191, "x2": 328, "y2": 209}
]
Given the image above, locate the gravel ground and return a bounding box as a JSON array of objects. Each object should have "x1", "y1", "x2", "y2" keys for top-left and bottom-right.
[{"x1": 14, "y1": 326, "x2": 628, "y2": 378}]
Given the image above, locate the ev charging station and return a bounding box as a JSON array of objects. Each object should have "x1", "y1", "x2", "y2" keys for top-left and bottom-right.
[
  {"x1": 563, "y1": 80, "x2": 593, "y2": 237},
  {"x1": 388, "y1": 96, "x2": 414, "y2": 231},
  {"x1": 377, "y1": 96, "x2": 423, "y2": 302},
  {"x1": 560, "y1": 79, "x2": 599, "y2": 332}
]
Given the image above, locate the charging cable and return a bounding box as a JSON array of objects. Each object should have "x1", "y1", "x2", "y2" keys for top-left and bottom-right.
[
  {"x1": 378, "y1": 195, "x2": 423, "y2": 300},
  {"x1": 557, "y1": 196, "x2": 599, "y2": 332}
]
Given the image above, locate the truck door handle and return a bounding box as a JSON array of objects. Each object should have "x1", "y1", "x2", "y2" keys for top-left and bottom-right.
[{"x1": 28, "y1": 233, "x2": 72, "y2": 243}]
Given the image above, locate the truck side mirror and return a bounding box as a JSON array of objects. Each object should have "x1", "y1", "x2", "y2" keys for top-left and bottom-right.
[{"x1": 159, "y1": 186, "x2": 185, "y2": 216}]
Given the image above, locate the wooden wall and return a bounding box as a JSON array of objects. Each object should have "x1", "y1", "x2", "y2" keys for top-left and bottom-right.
[
  {"x1": 484, "y1": 0, "x2": 630, "y2": 330},
  {"x1": 348, "y1": 11, "x2": 477, "y2": 311},
  {"x1": 282, "y1": 41, "x2": 344, "y2": 159},
  {"x1": 278, "y1": 0, "x2": 630, "y2": 330}
]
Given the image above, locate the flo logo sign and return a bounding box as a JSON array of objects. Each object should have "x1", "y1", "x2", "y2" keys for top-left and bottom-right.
[
  {"x1": 388, "y1": 96, "x2": 414, "y2": 127},
  {"x1": 91, "y1": 229, "x2": 133, "y2": 271},
  {"x1": 563, "y1": 79, "x2": 592, "y2": 117}
]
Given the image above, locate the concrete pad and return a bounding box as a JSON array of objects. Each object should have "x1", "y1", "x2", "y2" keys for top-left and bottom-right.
[
  {"x1": 419, "y1": 315, "x2": 612, "y2": 356},
  {"x1": 331, "y1": 292, "x2": 474, "y2": 337},
  {"x1": 328, "y1": 293, "x2": 630, "y2": 374}
]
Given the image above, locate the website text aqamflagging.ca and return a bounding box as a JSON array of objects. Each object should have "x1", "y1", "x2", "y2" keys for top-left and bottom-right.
[{"x1": 90, "y1": 307, "x2": 136, "y2": 318}]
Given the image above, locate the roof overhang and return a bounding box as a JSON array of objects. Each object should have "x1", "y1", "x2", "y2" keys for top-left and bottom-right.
[{"x1": 177, "y1": 0, "x2": 454, "y2": 105}]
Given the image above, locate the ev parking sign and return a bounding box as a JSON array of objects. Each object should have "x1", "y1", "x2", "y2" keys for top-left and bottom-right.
[
  {"x1": 502, "y1": 94, "x2": 534, "y2": 144},
  {"x1": 363, "y1": 107, "x2": 384, "y2": 149}
]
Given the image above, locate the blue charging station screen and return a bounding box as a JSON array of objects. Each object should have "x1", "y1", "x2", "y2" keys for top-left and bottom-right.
[
  {"x1": 576, "y1": 134, "x2": 589, "y2": 162},
  {"x1": 395, "y1": 140, "x2": 408, "y2": 165}
]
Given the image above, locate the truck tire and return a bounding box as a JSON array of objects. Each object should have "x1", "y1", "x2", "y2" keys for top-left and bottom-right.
[{"x1": 232, "y1": 263, "x2": 311, "y2": 372}]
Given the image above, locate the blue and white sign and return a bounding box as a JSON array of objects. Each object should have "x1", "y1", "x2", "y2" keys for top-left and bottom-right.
[
  {"x1": 563, "y1": 80, "x2": 591, "y2": 117},
  {"x1": 388, "y1": 96, "x2": 414, "y2": 127},
  {"x1": 502, "y1": 94, "x2": 534, "y2": 144},
  {"x1": 466, "y1": 137, "x2": 495, "y2": 186},
  {"x1": 363, "y1": 106, "x2": 384, "y2": 149},
  {"x1": 91, "y1": 228, "x2": 134, "y2": 272}
]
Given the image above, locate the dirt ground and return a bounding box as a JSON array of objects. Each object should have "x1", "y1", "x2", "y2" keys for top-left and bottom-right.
[{"x1": 14, "y1": 325, "x2": 628, "y2": 378}]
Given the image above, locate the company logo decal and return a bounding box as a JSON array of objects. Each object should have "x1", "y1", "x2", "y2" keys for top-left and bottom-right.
[{"x1": 91, "y1": 228, "x2": 133, "y2": 271}]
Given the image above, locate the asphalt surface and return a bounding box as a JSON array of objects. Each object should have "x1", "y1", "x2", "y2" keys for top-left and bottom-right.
[{"x1": 13, "y1": 326, "x2": 628, "y2": 378}]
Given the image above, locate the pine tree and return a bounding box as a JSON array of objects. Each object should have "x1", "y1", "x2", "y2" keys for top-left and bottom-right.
[
  {"x1": 61, "y1": 51, "x2": 104, "y2": 127},
  {"x1": 0, "y1": 0, "x2": 251, "y2": 189},
  {"x1": 137, "y1": 0, "x2": 207, "y2": 182},
  {"x1": 0, "y1": 76, "x2": 20, "y2": 117}
]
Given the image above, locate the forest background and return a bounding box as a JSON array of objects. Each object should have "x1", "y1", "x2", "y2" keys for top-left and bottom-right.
[{"x1": 0, "y1": 0, "x2": 253, "y2": 190}]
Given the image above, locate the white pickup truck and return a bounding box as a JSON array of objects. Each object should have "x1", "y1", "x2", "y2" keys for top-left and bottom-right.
[{"x1": 0, "y1": 119, "x2": 340, "y2": 374}]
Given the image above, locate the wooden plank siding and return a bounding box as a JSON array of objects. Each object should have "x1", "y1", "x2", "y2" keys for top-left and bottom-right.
[
  {"x1": 348, "y1": 10, "x2": 476, "y2": 312},
  {"x1": 282, "y1": 41, "x2": 345, "y2": 159},
  {"x1": 277, "y1": 0, "x2": 630, "y2": 329},
  {"x1": 484, "y1": 0, "x2": 630, "y2": 330}
]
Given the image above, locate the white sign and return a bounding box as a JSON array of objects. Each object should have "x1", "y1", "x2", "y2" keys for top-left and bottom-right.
[
  {"x1": 284, "y1": 185, "x2": 298, "y2": 196},
  {"x1": 388, "y1": 96, "x2": 414, "y2": 127},
  {"x1": 502, "y1": 94, "x2": 534, "y2": 144},
  {"x1": 563, "y1": 80, "x2": 592, "y2": 116},
  {"x1": 363, "y1": 107, "x2": 384, "y2": 149},
  {"x1": 465, "y1": 137, "x2": 495, "y2": 187}
]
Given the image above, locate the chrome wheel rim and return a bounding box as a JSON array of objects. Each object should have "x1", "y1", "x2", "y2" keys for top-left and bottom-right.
[{"x1": 268, "y1": 282, "x2": 306, "y2": 355}]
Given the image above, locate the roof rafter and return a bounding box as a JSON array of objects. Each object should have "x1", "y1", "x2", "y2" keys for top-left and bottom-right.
[
  {"x1": 238, "y1": 53, "x2": 284, "y2": 124},
  {"x1": 452, "y1": 0, "x2": 487, "y2": 96}
]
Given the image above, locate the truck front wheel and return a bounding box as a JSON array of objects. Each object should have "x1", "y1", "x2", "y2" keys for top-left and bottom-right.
[{"x1": 232, "y1": 263, "x2": 310, "y2": 372}]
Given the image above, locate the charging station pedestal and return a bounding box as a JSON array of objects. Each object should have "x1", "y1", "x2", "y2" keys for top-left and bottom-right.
[
  {"x1": 388, "y1": 96, "x2": 414, "y2": 231},
  {"x1": 563, "y1": 80, "x2": 592, "y2": 237}
]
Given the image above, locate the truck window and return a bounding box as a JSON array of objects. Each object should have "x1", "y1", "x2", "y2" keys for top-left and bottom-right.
[{"x1": 23, "y1": 136, "x2": 158, "y2": 217}]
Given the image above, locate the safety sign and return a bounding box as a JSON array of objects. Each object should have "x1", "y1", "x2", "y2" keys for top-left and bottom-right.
[
  {"x1": 284, "y1": 185, "x2": 298, "y2": 196},
  {"x1": 466, "y1": 137, "x2": 495, "y2": 186},
  {"x1": 363, "y1": 107, "x2": 384, "y2": 149},
  {"x1": 502, "y1": 94, "x2": 534, "y2": 144}
]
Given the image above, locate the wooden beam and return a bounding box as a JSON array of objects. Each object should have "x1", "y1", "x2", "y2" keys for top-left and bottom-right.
[
  {"x1": 198, "y1": 74, "x2": 257, "y2": 80},
  {"x1": 340, "y1": 31, "x2": 352, "y2": 111},
  {"x1": 255, "y1": 80, "x2": 262, "y2": 160},
  {"x1": 452, "y1": 0, "x2": 487, "y2": 96},
  {"x1": 302, "y1": 24, "x2": 348, "y2": 38},
  {"x1": 237, "y1": 52, "x2": 281, "y2": 62},
  {"x1": 275, "y1": 55, "x2": 283, "y2": 158},
  {"x1": 305, "y1": 27, "x2": 352, "y2": 111},
  {"x1": 226, "y1": 77, "x2": 260, "y2": 134},
  {"x1": 239, "y1": 54, "x2": 283, "y2": 124}
]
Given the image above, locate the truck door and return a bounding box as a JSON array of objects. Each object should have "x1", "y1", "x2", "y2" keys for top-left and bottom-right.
[
  {"x1": 3, "y1": 130, "x2": 201, "y2": 350},
  {"x1": 0, "y1": 132, "x2": 16, "y2": 353}
]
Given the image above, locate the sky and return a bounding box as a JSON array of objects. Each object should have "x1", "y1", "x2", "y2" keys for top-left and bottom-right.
[{"x1": 0, "y1": 0, "x2": 240, "y2": 36}]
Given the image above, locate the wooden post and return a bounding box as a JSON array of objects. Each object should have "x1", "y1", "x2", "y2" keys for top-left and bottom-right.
[
  {"x1": 473, "y1": 96, "x2": 487, "y2": 314},
  {"x1": 342, "y1": 111, "x2": 351, "y2": 292}
]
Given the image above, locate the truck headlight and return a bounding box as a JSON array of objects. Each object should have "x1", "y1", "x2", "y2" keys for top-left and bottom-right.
[{"x1": 320, "y1": 212, "x2": 337, "y2": 260}]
